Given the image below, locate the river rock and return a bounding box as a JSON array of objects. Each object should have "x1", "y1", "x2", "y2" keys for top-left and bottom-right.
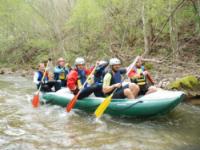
[
  {"x1": 0, "y1": 68, "x2": 13, "y2": 74},
  {"x1": 168, "y1": 75, "x2": 200, "y2": 98},
  {"x1": 0, "y1": 70, "x2": 5, "y2": 74}
]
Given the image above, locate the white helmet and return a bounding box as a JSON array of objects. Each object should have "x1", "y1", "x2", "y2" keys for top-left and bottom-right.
[
  {"x1": 99, "y1": 60, "x2": 108, "y2": 65},
  {"x1": 109, "y1": 58, "x2": 121, "y2": 65},
  {"x1": 75, "y1": 57, "x2": 85, "y2": 65}
]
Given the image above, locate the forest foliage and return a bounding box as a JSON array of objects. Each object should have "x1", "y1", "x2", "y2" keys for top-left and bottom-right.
[{"x1": 0, "y1": 0, "x2": 200, "y2": 68}]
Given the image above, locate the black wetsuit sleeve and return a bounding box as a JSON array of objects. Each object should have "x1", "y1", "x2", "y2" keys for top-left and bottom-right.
[
  {"x1": 119, "y1": 68, "x2": 127, "y2": 74},
  {"x1": 94, "y1": 63, "x2": 109, "y2": 76}
]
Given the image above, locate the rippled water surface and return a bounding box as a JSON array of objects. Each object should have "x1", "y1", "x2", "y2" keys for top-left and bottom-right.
[{"x1": 0, "y1": 75, "x2": 200, "y2": 150}]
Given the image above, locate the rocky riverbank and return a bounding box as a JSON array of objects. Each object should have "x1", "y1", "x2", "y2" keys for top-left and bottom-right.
[
  {"x1": 0, "y1": 67, "x2": 34, "y2": 77},
  {"x1": 168, "y1": 75, "x2": 200, "y2": 97}
]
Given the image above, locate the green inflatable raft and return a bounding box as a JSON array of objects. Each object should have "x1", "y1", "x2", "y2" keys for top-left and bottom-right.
[{"x1": 42, "y1": 88, "x2": 185, "y2": 117}]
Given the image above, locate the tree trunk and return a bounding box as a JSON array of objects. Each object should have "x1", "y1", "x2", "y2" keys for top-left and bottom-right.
[
  {"x1": 142, "y1": 1, "x2": 149, "y2": 57},
  {"x1": 169, "y1": 0, "x2": 179, "y2": 62},
  {"x1": 191, "y1": 0, "x2": 200, "y2": 34}
]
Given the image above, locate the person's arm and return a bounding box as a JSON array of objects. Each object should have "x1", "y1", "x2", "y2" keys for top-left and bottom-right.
[
  {"x1": 95, "y1": 63, "x2": 109, "y2": 75},
  {"x1": 102, "y1": 73, "x2": 121, "y2": 94},
  {"x1": 54, "y1": 66, "x2": 62, "y2": 73},
  {"x1": 67, "y1": 70, "x2": 78, "y2": 91},
  {"x1": 95, "y1": 65, "x2": 102, "y2": 75},
  {"x1": 33, "y1": 72, "x2": 40, "y2": 85},
  {"x1": 143, "y1": 70, "x2": 155, "y2": 84},
  {"x1": 54, "y1": 67, "x2": 61, "y2": 80},
  {"x1": 85, "y1": 66, "x2": 94, "y2": 75}
]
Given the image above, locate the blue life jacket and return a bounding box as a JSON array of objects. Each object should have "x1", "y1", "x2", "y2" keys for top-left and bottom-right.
[
  {"x1": 54, "y1": 66, "x2": 69, "y2": 87},
  {"x1": 54, "y1": 66, "x2": 69, "y2": 80},
  {"x1": 111, "y1": 71, "x2": 122, "y2": 85},
  {"x1": 104, "y1": 69, "x2": 126, "y2": 96},
  {"x1": 108, "y1": 68, "x2": 126, "y2": 85},
  {"x1": 77, "y1": 69, "x2": 87, "y2": 85},
  {"x1": 37, "y1": 71, "x2": 48, "y2": 82}
]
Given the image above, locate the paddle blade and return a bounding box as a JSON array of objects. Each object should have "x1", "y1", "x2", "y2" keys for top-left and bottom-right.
[
  {"x1": 66, "y1": 94, "x2": 79, "y2": 112},
  {"x1": 32, "y1": 94, "x2": 39, "y2": 108},
  {"x1": 94, "y1": 95, "x2": 112, "y2": 118}
]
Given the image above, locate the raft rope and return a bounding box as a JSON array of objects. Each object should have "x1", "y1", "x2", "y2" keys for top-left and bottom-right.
[
  {"x1": 108, "y1": 100, "x2": 143, "y2": 112},
  {"x1": 78, "y1": 100, "x2": 143, "y2": 113}
]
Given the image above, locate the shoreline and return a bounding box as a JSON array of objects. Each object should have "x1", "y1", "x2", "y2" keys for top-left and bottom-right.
[{"x1": 0, "y1": 66, "x2": 199, "y2": 105}]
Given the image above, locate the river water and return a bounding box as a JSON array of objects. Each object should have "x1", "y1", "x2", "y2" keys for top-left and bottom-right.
[{"x1": 0, "y1": 75, "x2": 200, "y2": 150}]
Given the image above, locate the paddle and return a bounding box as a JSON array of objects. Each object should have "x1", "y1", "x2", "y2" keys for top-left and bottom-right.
[
  {"x1": 32, "y1": 58, "x2": 51, "y2": 108},
  {"x1": 66, "y1": 65, "x2": 97, "y2": 112},
  {"x1": 94, "y1": 56, "x2": 140, "y2": 118}
]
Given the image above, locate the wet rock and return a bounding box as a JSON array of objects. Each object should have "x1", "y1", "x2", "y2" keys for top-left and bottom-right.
[
  {"x1": 11, "y1": 68, "x2": 17, "y2": 72},
  {"x1": 21, "y1": 70, "x2": 27, "y2": 77},
  {"x1": 0, "y1": 70, "x2": 5, "y2": 74},
  {"x1": 6, "y1": 69, "x2": 13, "y2": 74},
  {"x1": 21, "y1": 73, "x2": 26, "y2": 77},
  {"x1": 168, "y1": 75, "x2": 200, "y2": 98},
  {"x1": 158, "y1": 79, "x2": 170, "y2": 88},
  {"x1": 0, "y1": 68, "x2": 13, "y2": 74}
]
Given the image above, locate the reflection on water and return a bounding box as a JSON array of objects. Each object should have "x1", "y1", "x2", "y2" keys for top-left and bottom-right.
[{"x1": 0, "y1": 75, "x2": 200, "y2": 150}]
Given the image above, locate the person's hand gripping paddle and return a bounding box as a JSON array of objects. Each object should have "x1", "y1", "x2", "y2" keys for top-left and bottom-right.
[
  {"x1": 32, "y1": 59, "x2": 51, "y2": 108},
  {"x1": 94, "y1": 56, "x2": 139, "y2": 118},
  {"x1": 66, "y1": 65, "x2": 97, "y2": 112}
]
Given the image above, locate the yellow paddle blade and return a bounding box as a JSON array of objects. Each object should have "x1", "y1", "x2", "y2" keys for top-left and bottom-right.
[{"x1": 94, "y1": 95, "x2": 112, "y2": 118}]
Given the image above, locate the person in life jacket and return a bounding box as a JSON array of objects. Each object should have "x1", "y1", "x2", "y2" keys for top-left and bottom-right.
[
  {"x1": 67, "y1": 57, "x2": 100, "y2": 99},
  {"x1": 91, "y1": 60, "x2": 109, "y2": 97},
  {"x1": 54, "y1": 57, "x2": 69, "y2": 87},
  {"x1": 33, "y1": 63, "x2": 61, "y2": 92},
  {"x1": 94, "y1": 60, "x2": 109, "y2": 84},
  {"x1": 128, "y1": 56, "x2": 157, "y2": 95},
  {"x1": 102, "y1": 58, "x2": 139, "y2": 99}
]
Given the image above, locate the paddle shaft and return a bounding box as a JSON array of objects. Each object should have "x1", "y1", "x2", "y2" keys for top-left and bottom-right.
[
  {"x1": 74, "y1": 66, "x2": 97, "y2": 98},
  {"x1": 66, "y1": 65, "x2": 97, "y2": 112},
  {"x1": 94, "y1": 56, "x2": 140, "y2": 118},
  {"x1": 79, "y1": 65, "x2": 97, "y2": 92},
  {"x1": 32, "y1": 59, "x2": 51, "y2": 107},
  {"x1": 110, "y1": 56, "x2": 140, "y2": 96},
  {"x1": 126, "y1": 57, "x2": 140, "y2": 76},
  {"x1": 36, "y1": 60, "x2": 51, "y2": 94}
]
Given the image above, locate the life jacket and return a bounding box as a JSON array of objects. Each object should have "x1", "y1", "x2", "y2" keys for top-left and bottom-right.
[
  {"x1": 37, "y1": 71, "x2": 48, "y2": 82},
  {"x1": 54, "y1": 66, "x2": 68, "y2": 80},
  {"x1": 107, "y1": 70, "x2": 122, "y2": 86},
  {"x1": 103, "y1": 70, "x2": 123, "y2": 96},
  {"x1": 131, "y1": 66, "x2": 146, "y2": 85},
  {"x1": 77, "y1": 69, "x2": 87, "y2": 89}
]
